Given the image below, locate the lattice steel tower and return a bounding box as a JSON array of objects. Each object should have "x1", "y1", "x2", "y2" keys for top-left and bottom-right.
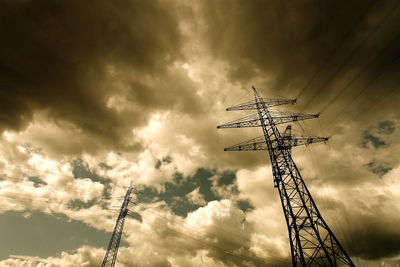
[
  {"x1": 102, "y1": 185, "x2": 133, "y2": 267},
  {"x1": 217, "y1": 87, "x2": 354, "y2": 266}
]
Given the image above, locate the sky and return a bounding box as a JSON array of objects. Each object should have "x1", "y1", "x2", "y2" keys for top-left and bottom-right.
[{"x1": 0, "y1": 0, "x2": 400, "y2": 266}]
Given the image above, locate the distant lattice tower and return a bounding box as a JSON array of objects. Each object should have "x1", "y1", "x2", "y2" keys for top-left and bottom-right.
[
  {"x1": 102, "y1": 185, "x2": 133, "y2": 267},
  {"x1": 218, "y1": 87, "x2": 355, "y2": 266}
]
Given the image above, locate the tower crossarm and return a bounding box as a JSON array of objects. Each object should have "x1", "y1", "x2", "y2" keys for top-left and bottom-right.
[
  {"x1": 255, "y1": 88, "x2": 353, "y2": 266},
  {"x1": 217, "y1": 112, "x2": 319, "y2": 129},
  {"x1": 102, "y1": 185, "x2": 133, "y2": 267},
  {"x1": 226, "y1": 98, "x2": 296, "y2": 111},
  {"x1": 223, "y1": 134, "x2": 329, "y2": 151},
  {"x1": 282, "y1": 125, "x2": 292, "y2": 138},
  {"x1": 217, "y1": 86, "x2": 355, "y2": 267}
]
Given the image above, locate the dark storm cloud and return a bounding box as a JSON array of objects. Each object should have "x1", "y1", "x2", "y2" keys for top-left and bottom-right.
[
  {"x1": 349, "y1": 212, "x2": 400, "y2": 259},
  {"x1": 198, "y1": 0, "x2": 400, "y2": 115},
  {"x1": 0, "y1": 0, "x2": 187, "y2": 151},
  {"x1": 199, "y1": 0, "x2": 364, "y2": 85},
  {"x1": 196, "y1": 1, "x2": 400, "y2": 262}
]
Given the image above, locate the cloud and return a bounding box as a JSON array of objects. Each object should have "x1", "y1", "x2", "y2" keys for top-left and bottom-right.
[
  {"x1": 195, "y1": 0, "x2": 400, "y2": 130},
  {"x1": 0, "y1": 0, "x2": 195, "y2": 155},
  {"x1": 335, "y1": 166, "x2": 400, "y2": 259},
  {"x1": 187, "y1": 187, "x2": 207, "y2": 206},
  {"x1": 365, "y1": 161, "x2": 392, "y2": 176},
  {"x1": 1, "y1": 1, "x2": 400, "y2": 265},
  {"x1": 0, "y1": 145, "x2": 114, "y2": 230},
  {"x1": 0, "y1": 246, "x2": 104, "y2": 267},
  {"x1": 361, "y1": 131, "x2": 387, "y2": 149}
]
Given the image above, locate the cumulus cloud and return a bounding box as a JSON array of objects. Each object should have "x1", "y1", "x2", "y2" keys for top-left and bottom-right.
[
  {"x1": 0, "y1": 0, "x2": 205, "y2": 156},
  {"x1": 1, "y1": 0, "x2": 400, "y2": 266},
  {"x1": 187, "y1": 187, "x2": 207, "y2": 206},
  {"x1": 0, "y1": 246, "x2": 104, "y2": 267},
  {"x1": 196, "y1": 0, "x2": 400, "y2": 115}
]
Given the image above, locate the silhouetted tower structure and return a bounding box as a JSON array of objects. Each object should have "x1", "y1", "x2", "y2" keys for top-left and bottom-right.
[
  {"x1": 218, "y1": 87, "x2": 355, "y2": 266},
  {"x1": 102, "y1": 185, "x2": 133, "y2": 267}
]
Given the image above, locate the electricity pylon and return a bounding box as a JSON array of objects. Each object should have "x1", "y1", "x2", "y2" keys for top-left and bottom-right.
[
  {"x1": 218, "y1": 87, "x2": 355, "y2": 266},
  {"x1": 102, "y1": 185, "x2": 133, "y2": 267}
]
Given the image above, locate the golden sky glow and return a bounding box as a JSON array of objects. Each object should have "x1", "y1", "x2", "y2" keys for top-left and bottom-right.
[{"x1": 1, "y1": 0, "x2": 400, "y2": 266}]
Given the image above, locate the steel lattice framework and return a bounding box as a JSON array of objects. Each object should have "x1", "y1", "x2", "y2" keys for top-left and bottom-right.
[
  {"x1": 102, "y1": 186, "x2": 133, "y2": 267},
  {"x1": 218, "y1": 87, "x2": 355, "y2": 266}
]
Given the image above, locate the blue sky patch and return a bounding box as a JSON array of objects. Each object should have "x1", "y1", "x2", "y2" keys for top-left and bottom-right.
[{"x1": 0, "y1": 211, "x2": 110, "y2": 260}]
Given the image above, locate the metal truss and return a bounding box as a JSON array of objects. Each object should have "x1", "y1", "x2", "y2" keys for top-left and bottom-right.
[
  {"x1": 226, "y1": 98, "x2": 297, "y2": 111},
  {"x1": 224, "y1": 133, "x2": 329, "y2": 152},
  {"x1": 218, "y1": 87, "x2": 355, "y2": 266},
  {"x1": 102, "y1": 186, "x2": 133, "y2": 267},
  {"x1": 217, "y1": 111, "x2": 319, "y2": 129}
]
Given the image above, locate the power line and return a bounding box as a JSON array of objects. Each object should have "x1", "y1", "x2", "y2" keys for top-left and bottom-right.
[
  {"x1": 0, "y1": 194, "x2": 51, "y2": 204},
  {"x1": 345, "y1": 87, "x2": 397, "y2": 125},
  {"x1": 3, "y1": 165, "x2": 286, "y2": 262},
  {"x1": 1, "y1": 174, "x2": 109, "y2": 197},
  {"x1": 114, "y1": 190, "x2": 292, "y2": 263},
  {"x1": 256, "y1": 87, "x2": 291, "y2": 100},
  {"x1": 296, "y1": 0, "x2": 378, "y2": 99},
  {"x1": 127, "y1": 197, "x2": 253, "y2": 248},
  {"x1": 218, "y1": 87, "x2": 355, "y2": 266},
  {"x1": 301, "y1": 128, "x2": 360, "y2": 266},
  {"x1": 317, "y1": 143, "x2": 360, "y2": 265},
  {"x1": 323, "y1": 71, "x2": 399, "y2": 130},
  {"x1": 300, "y1": 1, "x2": 400, "y2": 112},
  {"x1": 319, "y1": 32, "x2": 400, "y2": 114},
  {"x1": 125, "y1": 198, "x2": 291, "y2": 264},
  {"x1": 2, "y1": 161, "x2": 90, "y2": 181},
  {"x1": 112, "y1": 195, "x2": 244, "y2": 243},
  {"x1": 0, "y1": 174, "x2": 110, "y2": 209},
  {"x1": 227, "y1": 88, "x2": 252, "y2": 108},
  {"x1": 123, "y1": 204, "x2": 290, "y2": 266},
  {"x1": 2, "y1": 180, "x2": 286, "y2": 265},
  {"x1": 131, "y1": 217, "x2": 278, "y2": 266},
  {"x1": 112, "y1": 207, "x2": 264, "y2": 265},
  {"x1": 111, "y1": 185, "x2": 257, "y2": 247},
  {"x1": 102, "y1": 185, "x2": 132, "y2": 267}
]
